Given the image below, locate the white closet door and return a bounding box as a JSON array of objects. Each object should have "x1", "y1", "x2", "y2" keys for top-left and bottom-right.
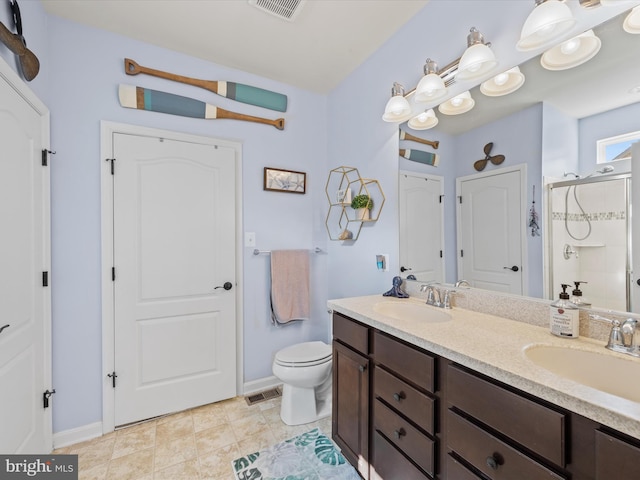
[{"x1": 0, "y1": 60, "x2": 51, "y2": 453}]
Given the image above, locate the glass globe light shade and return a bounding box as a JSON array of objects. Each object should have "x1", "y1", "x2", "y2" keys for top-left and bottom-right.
[
  {"x1": 408, "y1": 109, "x2": 439, "y2": 130},
  {"x1": 415, "y1": 74, "x2": 448, "y2": 102},
  {"x1": 480, "y1": 67, "x2": 525, "y2": 97},
  {"x1": 540, "y1": 30, "x2": 601, "y2": 71},
  {"x1": 457, "y1": 43, "x2": 498, "y2": 80},
  {"x1": 382, "y1": 83, "x2": 413, "y2": 123},
  {"x1": 438, "y1": 91, "x2": 475, "y2": 115},
  {"x1": 517, "y1": 0, "x2": 576, "y2": 51},
  {"x1": 624, "y1": 6, "x2": 640, "y2": 34}
]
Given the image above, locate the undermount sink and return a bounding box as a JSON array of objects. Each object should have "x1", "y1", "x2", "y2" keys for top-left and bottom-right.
[
  {"x1": 524, "y1": 345, "x2": 640, "y2": 403},
  {"x1": 373, "y1": 301, "x2": 452, "y2": 323}
]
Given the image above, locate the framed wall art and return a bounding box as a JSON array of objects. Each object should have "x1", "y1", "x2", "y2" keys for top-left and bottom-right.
[
  {"x1": 263, "y1": 167, "x2": 306, "y2": 194},
  {"x1": 597, "y1": 130, "x2": 640, "y2": 164}
]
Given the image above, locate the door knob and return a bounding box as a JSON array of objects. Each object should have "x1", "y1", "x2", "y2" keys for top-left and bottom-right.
[
  {"x1": 215, "y1": 282, "x2": 233, "y2": 290},
  {"x1": 400, "y1": 266, "x2": 412, "y2": 272},
  {"x1": 503, "y1": 265, "x2": 519, "y2": 272}
]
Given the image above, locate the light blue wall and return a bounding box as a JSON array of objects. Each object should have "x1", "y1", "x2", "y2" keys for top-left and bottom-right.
[
  {"x1": 579, "y1": 102, "x2": 640, "y2": 175},
  {"x1": 2, "y1": 0, "x2": 635, "y2": 436}
]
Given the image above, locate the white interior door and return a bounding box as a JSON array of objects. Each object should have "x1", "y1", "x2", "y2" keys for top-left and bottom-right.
[
  {"x1": 457, "y1": 166, "x2": 526, "y2": 295},
  {"x1": 0, "y1": 62, "x2": 51, "y2": 452},
  {"x1": 398, "y1": 171, "x2": 444, "y2": 282},
  {"x1": 111, "y1": 133, "x2": 237, "y2": 426}
]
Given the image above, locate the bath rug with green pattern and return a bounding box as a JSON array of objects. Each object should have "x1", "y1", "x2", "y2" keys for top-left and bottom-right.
[{"x1": 231, "y1": 427, "x2": 360, "y2": 480}]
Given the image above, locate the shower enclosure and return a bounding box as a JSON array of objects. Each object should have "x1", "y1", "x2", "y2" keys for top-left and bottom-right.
[{"x1": 547, "y1": 172, "x2": 631, "y2": 312}]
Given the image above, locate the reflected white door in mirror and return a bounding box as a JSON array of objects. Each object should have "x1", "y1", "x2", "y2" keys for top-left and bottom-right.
[
  {"x1": 456, "y1": 165, "x2": 527, "y2": 295},
  {"x1": 398, "y1": 171, "x2": 444, "y2": 283}
]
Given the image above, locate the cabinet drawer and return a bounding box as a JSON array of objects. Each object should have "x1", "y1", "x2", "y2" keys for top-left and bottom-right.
[
  {"x1": 374, "y1": 366, "x2": 435, "y2": 434},
  {"x1": 447, "y1": 364, "x2": 565, "y2": 466},
  {"x1": 371, "y1": 431, "x2": 430, "y2": 480},
  {"x1": 447, "y1": 410, "x2": 566, "y2": 480},
  {"x1": 595, "y1": 430, "x2": 640, "y2": 480},
  {"x1": 373, "y1": 331, "x2": 435, "y2": 392},
  {"x1": 333, "y1": 312, "x2": 368, "y2": 354},
  {"x1": 446, "y1": 454, "x2": 483, "y2": 480},
  {"x1": 374, "y1": 399, "x2": 435, "y2": 476}
]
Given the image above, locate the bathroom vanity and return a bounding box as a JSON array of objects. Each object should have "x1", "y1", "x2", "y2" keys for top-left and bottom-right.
[{"x1": 329, "y1": 295, "x2": 640, "y2": 480}]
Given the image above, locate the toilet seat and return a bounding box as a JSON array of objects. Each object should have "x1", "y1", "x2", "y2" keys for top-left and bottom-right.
[{"x1": 274, "y1": 341, "x2": 332, "y2": 367}]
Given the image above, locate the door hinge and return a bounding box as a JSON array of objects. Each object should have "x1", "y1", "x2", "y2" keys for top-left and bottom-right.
[
  {"x1": 112, "y1": 267, "x2": 116, "y2": 281},
  {"x1": 460, "y1": 250, "x2": 464, "y2": 257},
  {"x1": 107, "y1": 372, "x2": 118, "y2": 388},
  {"x1": 440, "y1": 250, "x2": 443, "y2": 258},
  {"x1": 439, "y1": 195, "x2": 444, "y2": 204},
  {"x1": 43, "y1": 389, "x2": 56, "y2": 408},
  {"x1": 41, "y1": 149, "x2": 56, "y2": 166},
  {"x1": 42, "y1": 271, "x2": 49, "y2": 287},
  {"x1": 458, "y1": 196, "x2": 463, "y2": 204},
  {"x1": 106, "y1": 158, "x2": 116, "y2": 175}
]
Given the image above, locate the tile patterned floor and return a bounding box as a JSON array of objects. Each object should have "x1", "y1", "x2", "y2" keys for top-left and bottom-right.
[{"x1": 53, "y1": 395, "x2": 333, "y2": 480}]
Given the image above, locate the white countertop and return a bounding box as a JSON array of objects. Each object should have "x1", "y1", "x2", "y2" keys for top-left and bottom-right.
[{"x1": 328, "y1": 294, "x2": 640, "y2": 440}]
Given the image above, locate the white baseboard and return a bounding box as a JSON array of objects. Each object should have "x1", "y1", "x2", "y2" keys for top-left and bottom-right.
[
  {"x1": 53, "y1": 421, "x2": 103, "y2": 449},
  {"x1": 243, "y1": 376, "x2": 282, "y2": 396}
]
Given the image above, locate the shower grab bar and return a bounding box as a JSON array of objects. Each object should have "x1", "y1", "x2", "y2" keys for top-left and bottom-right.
[{"x1": 253, "y1": 247, "x2": 325, "y2": 256}]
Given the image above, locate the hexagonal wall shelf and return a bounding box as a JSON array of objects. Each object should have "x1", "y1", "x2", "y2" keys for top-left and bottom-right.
[{"x1": 325, "y1": 166, "x2": 385, "y2": 241}]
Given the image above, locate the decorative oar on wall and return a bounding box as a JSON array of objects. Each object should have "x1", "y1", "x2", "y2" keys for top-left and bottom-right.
[
  {"x1": 399, "y1": 149, "x2": 440, "y2": 167},
  {"x1": 118, "y1": 84, "x2": 285, "y2": 130},
  {"x1": 0, "y1": 0, "x2": 39, "y2": 81},
  {"x1": 124, "y1": 58, "x2": 288, "y2": 112},
  {"x1": 399, "y1": 130, "x2": 439, "y2": 149}
]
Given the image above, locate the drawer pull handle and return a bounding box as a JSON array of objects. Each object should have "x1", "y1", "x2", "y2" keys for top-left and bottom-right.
[
  {"x1": 486, "y1": 454, "x2": 502, "y2": 470},
  {"x1": 394, "y1": 428, "x2": 406, "y2": 439},
  {"x1": 358, "y1": 364, "x2": 367, "y2": 373},
  {"x1": 393, "y1": 392, "x2": 406, "y2": 402}
]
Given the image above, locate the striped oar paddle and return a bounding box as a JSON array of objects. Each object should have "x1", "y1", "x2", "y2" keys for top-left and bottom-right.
[
  {"x1": 118, "y1": 84, "x2": 285, "y2": 130},
  {"x1": 124, "y1": 58, "x2": 288, "y2": 112},
  {"x1": 399, "y1": 149, "x2": 440, "y2": 166}
]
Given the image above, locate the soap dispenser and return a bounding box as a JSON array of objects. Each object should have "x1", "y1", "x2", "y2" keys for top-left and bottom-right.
[
  {"x1": 571, "y1": 281, "x2": 591, "y2": 308},
  {"x1": 550, "y1": 284, "x2": 579, "y2": 338}
]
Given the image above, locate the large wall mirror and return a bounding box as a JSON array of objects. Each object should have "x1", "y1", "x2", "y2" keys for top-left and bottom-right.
[{"x1": 398, "y1": 8, "x2": 640, "y2": 313}]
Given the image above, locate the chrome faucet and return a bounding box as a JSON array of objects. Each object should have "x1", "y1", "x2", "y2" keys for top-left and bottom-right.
[
  {"x1": 591, "y1": 314, "x2": 640, "y2": 358},
  {"x1": 420, "y1": 284, "x2": 454, "y2": 309},
  {"x1": 455, "y1": 279, "x2": 470, "y2": 288}
]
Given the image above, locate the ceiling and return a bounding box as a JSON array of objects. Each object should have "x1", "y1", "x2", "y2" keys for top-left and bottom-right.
[{"x1": 41, "y1": 0, "x2": 430, "y2": 93}]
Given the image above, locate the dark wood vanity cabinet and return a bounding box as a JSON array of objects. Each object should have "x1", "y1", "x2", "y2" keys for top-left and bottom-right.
[
  {"x1": 332, "y1": 311, "x2": 640, "y2": 480},
  {"x1": 333, "y1": 313, "x2": 437, "y2": 479},
  {"x1": 332, "y1": 313, "x2": 370, "y2": 479}
]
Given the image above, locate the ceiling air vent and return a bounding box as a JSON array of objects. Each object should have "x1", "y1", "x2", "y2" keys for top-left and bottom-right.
[{"x1": 248, "y1": 0, "x2": 306, "y2": 22}]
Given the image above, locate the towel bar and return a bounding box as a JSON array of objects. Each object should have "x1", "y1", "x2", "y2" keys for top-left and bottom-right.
[{"x1": 253, "y1": 247, "x2": 324, "y2": 255}]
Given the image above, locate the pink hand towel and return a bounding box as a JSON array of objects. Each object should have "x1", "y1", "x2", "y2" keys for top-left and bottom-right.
[{"x1": 270, "y1": 249, "x2": 310, "y2": 325}]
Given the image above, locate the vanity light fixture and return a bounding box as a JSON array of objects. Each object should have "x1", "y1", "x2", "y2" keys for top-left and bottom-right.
[
  {"x1": 438, "y1": 91, "x2": 475, "y2": 115},
  {"x1": 480, "y1": 67, "x2": 526, "y2": 96},
  {"x1": 540, "y1": 29, "x2": 602, "y2": 70},
  {"x1": 517, "y1": 0, "x2": 577, "y2": 52},
  {"x1": 408, "y1": 109, "x2": 439, "y2": 130},
  {"x1": 382, "y1": 82, "x2": 413, "y2": 123},
  {"x1": 456, "y1": 27, "x2": 499, "y2": 80},
  {"x1": 623, "y1": 6, "x2": 640, "y2": 34},
  {"x1": 415, "y1": 59, "x2": 448, "y2": 102}
]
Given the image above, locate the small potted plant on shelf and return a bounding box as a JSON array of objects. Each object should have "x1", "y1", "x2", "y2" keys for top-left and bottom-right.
[{"x1": 351, "y1": 194, "x2": 373, "y2": 220}]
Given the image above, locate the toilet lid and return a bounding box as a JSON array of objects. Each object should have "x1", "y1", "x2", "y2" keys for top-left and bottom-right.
[{"x1": 275, "y1": 341, "x2": 332, "y2": 365}]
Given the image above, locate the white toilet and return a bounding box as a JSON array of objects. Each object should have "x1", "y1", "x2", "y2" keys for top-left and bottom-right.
[{"x1": 272, "y1": 341, "x2": 333, "y2": 426}]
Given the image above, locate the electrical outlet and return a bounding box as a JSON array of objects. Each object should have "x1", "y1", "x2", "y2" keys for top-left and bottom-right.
[{"x1": 245, "y1": 232, "x2": 256, "y2": 247}]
